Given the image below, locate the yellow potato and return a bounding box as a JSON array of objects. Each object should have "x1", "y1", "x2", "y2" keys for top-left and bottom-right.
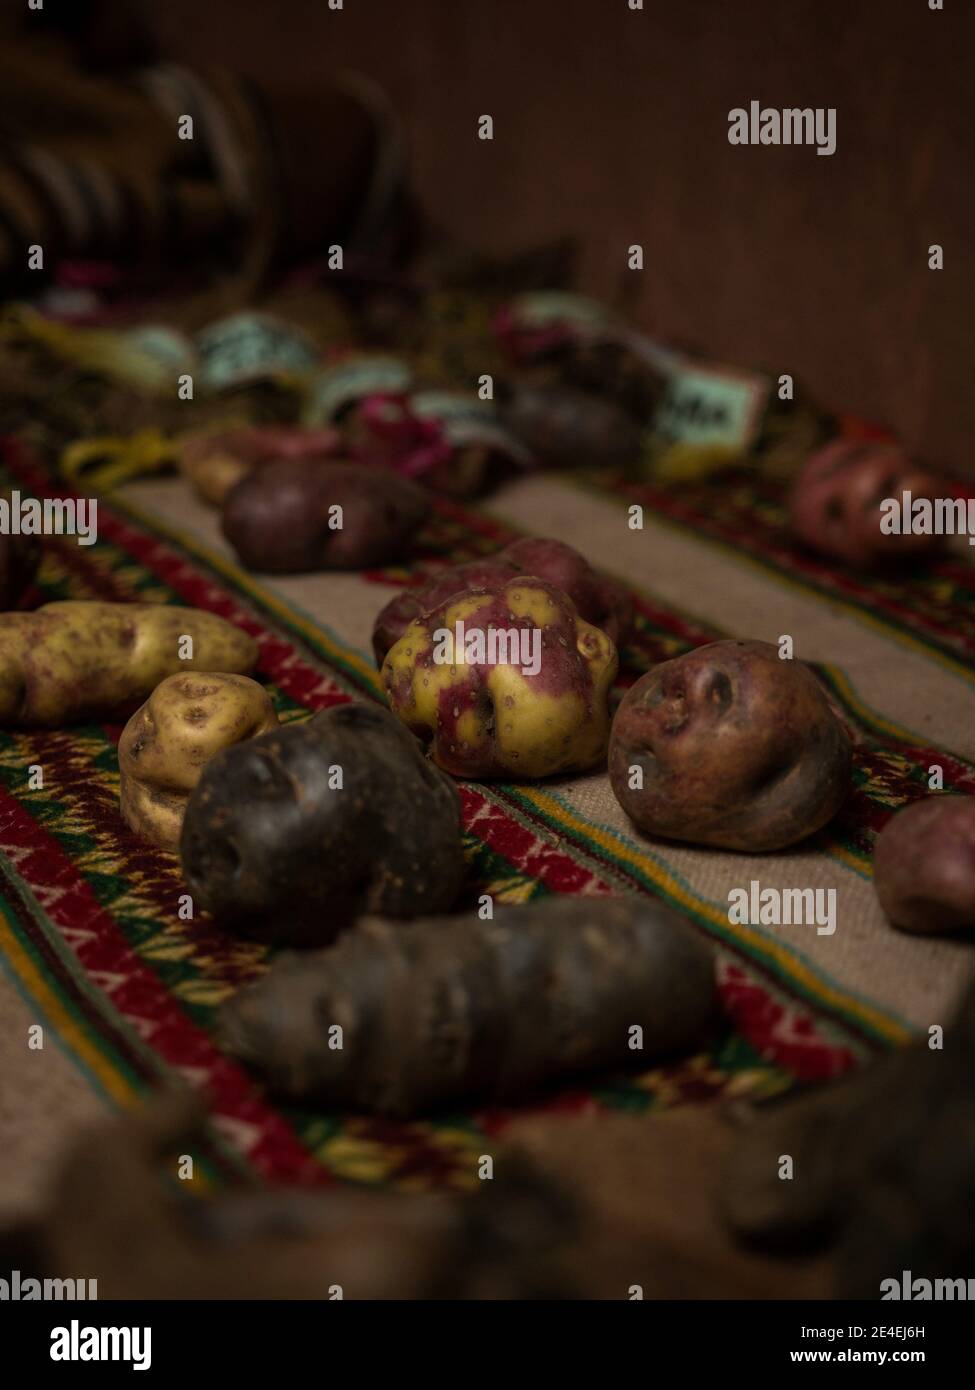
[
  {"x1": 382, "y1": 578, "x2": 618, "y2": 780},
  {"x1": 0, "y1": 601, "x2": 258, "y2": 727},
  {"x1": 119, "y1": 672, "x2": 278, "y2": 851}
]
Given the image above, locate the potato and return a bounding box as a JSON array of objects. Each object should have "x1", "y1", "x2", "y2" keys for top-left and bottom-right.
[
  {"x1": 608, "y1": 640, "x2": 852, "y2": 851},
  {"x1": 119, "y1": 672, "x2": 278, "y2": 851},
  {"x1": 498, "y1": 381, "x2": 643, "y2": 469},
  {"x1": 873, "y1": 796, "x2": 975, "y2": 933},
  {"x1": 0, "y1": 601, "x2": 258, "y2": 728},
  {"x1": 0, "y1": 532, "x2": 40, "y2": 609},
  {"x1": 372, "y1": 536, "x2": 632, "y2": 664},
  {"x1": 373, "y1": 558, "x2": 517, "y2": 666},
  {"x1": 382, "y1": 577, "x2": 618, "y2": 779},
  {"x1": 220, "y1": 896, "x2": 716, "y2": 1115},
  {"x1": 180, "y1": 701, "x2": 464, "y2": 946},
  {"x1": 502, "y1": 537, "x2": 632, "y2": 647},
  {"x1": 789, "y1": 439, "x2": 944, "y2": 568},
  {"x1": 222, "y1": 459, "x2": 430, "y2": 573},
  {"x1": 179, "y1": 424, "x2": 341, "y2": 506}
]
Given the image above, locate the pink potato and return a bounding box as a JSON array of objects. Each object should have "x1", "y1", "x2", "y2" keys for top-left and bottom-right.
[
  {"x1": 873, "y1": 796, "x2": 975, "y2": 934},
  {"x1": 608, "y1": 640, "x2": 852, "y2": 851},
  {"x1": 371, "y1": 537, "x2": 632, "y2": 664},
  {"x1": 382, "y1": 577, "x2": 618, "y2": 779},
  {"x1": 789, "y1": 439, "x2": 945, "y2": 569}
]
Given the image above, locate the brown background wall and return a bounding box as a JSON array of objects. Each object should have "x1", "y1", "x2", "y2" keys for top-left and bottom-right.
[{"x1": 152, "y1": 0, "x2": 971, "y2": 474}]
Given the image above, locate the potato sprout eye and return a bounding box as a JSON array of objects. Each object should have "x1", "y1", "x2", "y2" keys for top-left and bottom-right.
[
  {"x1": 870, "y1": 475, "x2": 898, "y2": 507},
  {"x1": 246, "y1": 755, "x2": 281, "y2": 790},
  {"x1": 708, "y1": 673, "x2": 733, "y2": 710}
]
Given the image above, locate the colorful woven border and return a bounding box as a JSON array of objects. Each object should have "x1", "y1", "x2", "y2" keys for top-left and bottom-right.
[{"x1": 2, "y1": 435, "x2": 969, "y2": 1188}]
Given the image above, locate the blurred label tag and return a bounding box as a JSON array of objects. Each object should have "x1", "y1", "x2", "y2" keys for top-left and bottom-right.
[
  {"x1": 652, "y1": 362, "x2": 769, "y2": 452},
  {"x1": 411, "y1": 390, "x2": 533, "y2": 464},
  {"x1": 124, "y1": 325, "x2": 196, "y2": 374},
  {"x1": 507, "y1": 293, "x2": 677, "y2": 376},
  {"x1": 304, "y1": 355, "x2": 413, "y2": 423},
  {"x1": 509, "y1": 291, "x2": 614, "y2": 331},
  {"x1": 196, "y1": 313, "x2": 320, "y2": 391},
  {"x1": 411, "y1": 390, "x2": 498, "y2": 425}
]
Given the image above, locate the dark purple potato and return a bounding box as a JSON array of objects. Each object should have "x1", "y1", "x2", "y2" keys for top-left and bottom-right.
[
  {"x1": 219, "y1": 896, "x2": 717, "y2": 1116},
  {"x1": 498, "y1": 382, "x2": 643, "y2": 469},
  {"x1": 179, "y1": 702, "x2": 464, "y2": 946},
  {"x1": 608, "y1": 640, "x2": 852, "y2": 851},
  {"x1": 221, "y1": 459, "x2": 430, "y2": 573},
  {"x1": 874, "y1": 796, "x2": 975, "y2": 934}
]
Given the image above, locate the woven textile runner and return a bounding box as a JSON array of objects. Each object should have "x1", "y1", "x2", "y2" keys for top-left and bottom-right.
[{"x1": 2, "y1": 434, "x2": 973, "y2": 1197}]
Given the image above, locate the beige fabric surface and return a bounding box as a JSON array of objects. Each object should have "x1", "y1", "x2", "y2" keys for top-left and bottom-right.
[
  {"x1": 118, "y1": 472, "x2": 975, "y2": 1035},
  {"x1": 0, "y1": 971, "x2": 108, "y2": 1223},
  {"x1": 3, "y1": 466, "x2": 973, "y2": 1220}
]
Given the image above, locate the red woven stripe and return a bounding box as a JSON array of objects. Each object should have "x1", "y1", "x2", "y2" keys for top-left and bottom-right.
[{"x1": 0, "y1": 781, "x2": 330, "y2": 1185}]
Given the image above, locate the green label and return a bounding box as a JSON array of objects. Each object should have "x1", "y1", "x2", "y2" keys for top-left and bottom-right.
[
  {"x1": 304, "y1": 355, "x2": 413, "y2": 423},
  {"x1": 653, "y1": 363, "x2": 769, "y2": 451},
  {"x1": 509, "y1": 291, "x2": 614, "y2": 330},
  {"x1": 196, "y1": 313, "x2": 320, "y2": 391},
  {"x1": 411, "y1": 391, "x2": 532, "y2": 463},
  {"x1": 124, "y1": 325, "x2": 196, "y2": 373}
]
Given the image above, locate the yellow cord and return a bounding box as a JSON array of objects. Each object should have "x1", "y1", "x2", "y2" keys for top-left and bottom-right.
[{"x1": 60, "y1": 430, "x2": 178, "y2": 492}]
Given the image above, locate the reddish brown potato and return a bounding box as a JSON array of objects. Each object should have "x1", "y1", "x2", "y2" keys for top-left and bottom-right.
[
  {"x1": 608, "y1": 640, "x2": 852, "y2": 851},
  {"x1": 382, "y1": 577, "x2": 617, "y2": 779},
  {"x1": 873, "y1": 796, "x2": 975, "y2": 933},
  {"x1": 789, "y1": 439, "x2": 945, "y2": 569},
  {"x1": 372, "y1": 536, "x2": 631, "y2": 664},
  {"x1": 222, "y1": 459, "x2": 430, "y2": 573}
]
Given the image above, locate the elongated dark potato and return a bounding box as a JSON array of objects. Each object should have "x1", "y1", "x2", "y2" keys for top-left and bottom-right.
[
  {"x1": 608, "y1": 640, "x2": 852, "y2": 851},
  {"x1": 180, "y1": 702, "x2": 464, "y2": 945},
  {"x1": 219, "y1": 896, "x2": 717, "y2": 1116},
  {"x1": 222, "y1": 458, "x2": 430, "y2": 573}
]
